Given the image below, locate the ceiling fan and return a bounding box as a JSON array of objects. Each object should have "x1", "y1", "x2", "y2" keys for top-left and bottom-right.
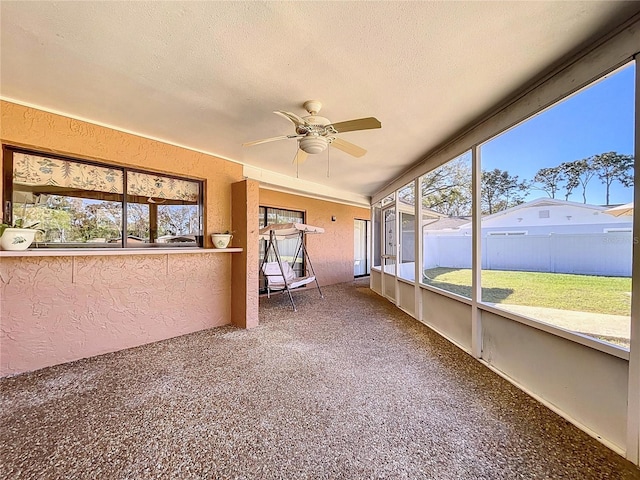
[{"x1": 243, "y1": 100, "x2": 381, "y2": 163}]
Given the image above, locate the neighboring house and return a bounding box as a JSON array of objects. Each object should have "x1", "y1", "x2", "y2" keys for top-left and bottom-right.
[
  {"x1": 422, "y1": 198, "x2": 633, "y2": 276},
  {"x1": 423, "y1": 214, "x2": 471, "y2": 232},
  {"x1": 396, "y1": 202, "x2": 471, "y2": 273},
  {"x1": 454, "y1": 198, "x2": 632, "y2": 235}
]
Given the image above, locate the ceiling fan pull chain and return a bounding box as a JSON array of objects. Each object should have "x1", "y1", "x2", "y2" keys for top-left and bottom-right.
[{"x1": 327, "y1": 146, "x2": 330, "y2": 178}]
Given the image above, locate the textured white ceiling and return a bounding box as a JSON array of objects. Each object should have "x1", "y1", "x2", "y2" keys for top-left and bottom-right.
[{"x1": 1, "y1": 1, "x2": 638, "y2": 204}]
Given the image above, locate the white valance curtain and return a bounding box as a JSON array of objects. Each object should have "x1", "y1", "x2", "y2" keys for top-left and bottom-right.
[{"x1": 13, "y1": 153, "x2": 199, "y2": 202}]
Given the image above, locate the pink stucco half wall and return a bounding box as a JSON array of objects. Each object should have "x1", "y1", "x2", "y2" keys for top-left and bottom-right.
[{"x1": 0, "y1": 253, "x2": 231, "y2": 376}]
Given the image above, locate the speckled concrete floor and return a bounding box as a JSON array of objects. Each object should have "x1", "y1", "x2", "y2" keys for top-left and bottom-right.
[{"x1": 1, "y1": 278, "x2": 639, "y2": 479}]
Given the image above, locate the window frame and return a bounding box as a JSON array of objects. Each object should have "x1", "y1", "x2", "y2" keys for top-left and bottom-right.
[
  {"x1": 417, "y1": 150, "x2": 473, "y2": 299},
  {"x1": 370, "y1": 60, "x2": 635, "y2": 359},
  {"x1": 258, "y1": 205, "x2": 306, "y2": 292},
  {"x1": 476, "y1": 63, "x2": 634, "y2": 353},
  {"x1": 2, "y1": 145, "x2": 205, "y2": 249},
  {"x1": 397, "y1": 181, "x2": 416, "y2": 282}
]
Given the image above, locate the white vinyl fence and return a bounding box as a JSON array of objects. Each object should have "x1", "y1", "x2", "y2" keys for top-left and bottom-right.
[{"x1": 423, "y1": 232, "x2": 632, "y2": 277}]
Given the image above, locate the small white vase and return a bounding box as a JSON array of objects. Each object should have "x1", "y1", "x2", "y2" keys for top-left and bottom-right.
[
  {"x1": 0, "y1": 228, "x2": 39, "y2": 251},
  {"x1": 211, "y1": 233, "x2": 233, "y2": 249}
]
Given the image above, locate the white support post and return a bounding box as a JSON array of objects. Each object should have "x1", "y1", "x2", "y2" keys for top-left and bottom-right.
[
  {"x1": 414, "y1": 177, "x2": 423, "y2": 321},
  {"x1": 471, "y1": 145, "x2": 483, "y2": 359},
  {"x1": 626, "y1": 54, "x2": 640, "y2": 466},
  {"x1": 370, "y1": 207, "x2": 375, "y2": 290},
  {"x1": 367, "y1": 218, "x2": 372, "y2": 277},
  {"x1": 380, "y1": 212, "x2": 384, "y2": 296},
  {"x1": 394, "y1": 193, "x2": 400, "y2": 305},
  {"x1": 368, "y1": 211, "x2": 373, "y2": 289}
]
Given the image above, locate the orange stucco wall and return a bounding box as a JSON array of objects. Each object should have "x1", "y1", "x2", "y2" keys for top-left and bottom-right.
[
  {"x1": 0, "y1": 101, "x2": 245, "y2": 376},
  {"x1": 232, "y1": 179, "x2": 260, "y2": 329},
  {"x1": 259, "y1": 189, "x2": 370, "y2": 286},
  {"x1": 0, "y1": 101, "x2": 242, "y2": 236},
  {"x1": 0, "y1": 101, "x2": 370, "y2": 376}
]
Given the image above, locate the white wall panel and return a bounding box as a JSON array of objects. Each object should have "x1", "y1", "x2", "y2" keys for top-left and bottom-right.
[
  {"x1": 383, "y1": 273, "x2": 396, "y2": 300},
  {"x1": 482, "y1": 310, "x2": 629, "y2": 451},
  {"x1": 421, "y1": 288, "x2": 472, "y2": 350},
  {"x1": 398, "y1": 280, "x2": 415, "y2": 316},
  {"x1": 370, "y1": 269, "x2": 382, "y2": 295}
]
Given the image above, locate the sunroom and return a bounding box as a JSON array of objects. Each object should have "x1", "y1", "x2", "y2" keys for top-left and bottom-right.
[{"x1": 1, "y1": 1, "x2": 639, "y2": 476}]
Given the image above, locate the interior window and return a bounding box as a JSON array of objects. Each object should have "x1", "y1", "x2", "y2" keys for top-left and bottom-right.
[
  {"x1": 126, "y1": 171, "x2": 200, "y2": 246},
  {"x1": 4, "y1": 148, "x2": 203, "y2": 248}
]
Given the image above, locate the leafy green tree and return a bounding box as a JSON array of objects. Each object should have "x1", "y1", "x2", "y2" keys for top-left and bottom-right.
[
  {"x1": 158, "y1": 205, "x2": 198, "y2": 236},
  {"x1": 65, "y1": 201, "x2": 123, "y2": 242},
  {"x1": 397, "y1": 184, "x2": 415, "y2": 207},
  {"x1": 591, "y1": 151, "x2": 634, "y2": 205},
  {"x1": 533, "y1": 166, "x2": 565, "y2": 199},
  {"x1": 421, "y1": 156, "x2": 472, "y2": 216},
  {"x1": 14, "y1": 195, "x2": 76, "y2": 242},
  {"x1": 24, "y1": 207, "x2": 72, "y2": 242},
  {"x1": 558, "y1": 161, "x2": 580, "y2": 201},
  {"x1": 559, "y1": 153, "x2": 634, "y2": 204},
  {"x1": 127, "y1": 203, "x2": 150, "y2": 239},
  {"x1": 481, "y1": 168, "x2": 530, "y2": 214},
  {"x1": 561, "y1": 159, "x2": 596, "y2": 204}
]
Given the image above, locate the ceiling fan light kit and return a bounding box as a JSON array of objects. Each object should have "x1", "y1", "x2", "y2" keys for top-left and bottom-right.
[
  {"x1": 299, "y1": 135, "x2": 328, "y2": 154},
  {"x1": 243, "y1": 100, "x2": 381, "y2": 161}
]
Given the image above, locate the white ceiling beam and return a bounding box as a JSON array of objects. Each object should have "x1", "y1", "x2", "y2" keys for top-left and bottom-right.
[{"x1": 244, "y1": 165, "x2": 371, "y2": 208}]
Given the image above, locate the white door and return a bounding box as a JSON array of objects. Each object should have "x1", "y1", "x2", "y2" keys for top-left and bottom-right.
[
  {"x1": 382, "y1": 206, "x2": 397, "y2": 301},
  {"x1": 354, "y1": 219, "x2": 370, "y2": 276}
]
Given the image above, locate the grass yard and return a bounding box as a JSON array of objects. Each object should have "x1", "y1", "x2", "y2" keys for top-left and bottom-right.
[{"x1": 423, "y1": 268, "x2": 631, "y2": 316}]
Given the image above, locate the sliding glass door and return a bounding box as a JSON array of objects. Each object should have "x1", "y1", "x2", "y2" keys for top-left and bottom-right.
[{"x1": 259, "y1": 206, "x2": 305, "y2": 291}]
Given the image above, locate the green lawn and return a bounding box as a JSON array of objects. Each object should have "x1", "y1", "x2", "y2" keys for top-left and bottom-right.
[{"x1": 423, "y1": 268, "x2": 631, "y2": 316}]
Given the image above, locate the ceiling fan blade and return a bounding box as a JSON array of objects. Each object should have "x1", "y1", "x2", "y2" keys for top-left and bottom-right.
[
  {"x1": 274, "y1": 110, "x2": 307, "y2": 127},
  {"x1": 329, "y1": 117, "x2": 381, "y2": 133},
  {"x1": 292, "y1": 149, "x2": 309, "y2": 165},
  {"x1": 243, "y1": 134, "x2": 302, "y2": 147},
  {"x1": 331, "y1": 137, "x2": 367, "y2": 158}
]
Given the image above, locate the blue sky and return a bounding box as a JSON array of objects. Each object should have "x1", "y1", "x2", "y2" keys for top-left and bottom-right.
[{"x1": 481, "y1": 62, "x2": 635, "y2": 206}]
